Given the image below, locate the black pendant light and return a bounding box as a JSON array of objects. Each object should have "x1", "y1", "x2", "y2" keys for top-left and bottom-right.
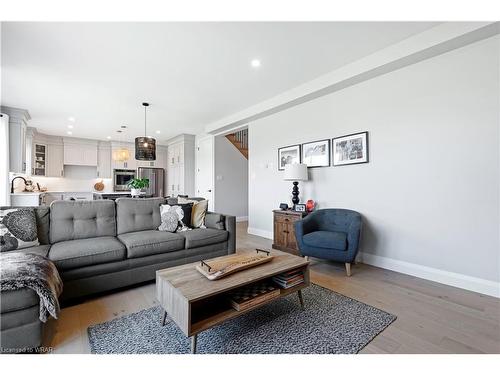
[{"x1": 135, "y1": 102, "x2": 156, "y2": 161}]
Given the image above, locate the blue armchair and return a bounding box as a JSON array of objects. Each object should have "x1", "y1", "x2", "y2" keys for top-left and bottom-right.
[{"x1": 294, "y1": 209, "x2": 362, "y2": 276}]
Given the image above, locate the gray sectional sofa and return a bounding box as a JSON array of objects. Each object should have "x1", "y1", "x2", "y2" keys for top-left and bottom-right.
[{"x1": 0, "y1": 198, "x2": 236, "y2": 352}]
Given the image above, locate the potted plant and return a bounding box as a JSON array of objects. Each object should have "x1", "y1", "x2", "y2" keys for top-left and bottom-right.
[{"x1": 127, "y1": 178, "x2": 150, "y2": 196}]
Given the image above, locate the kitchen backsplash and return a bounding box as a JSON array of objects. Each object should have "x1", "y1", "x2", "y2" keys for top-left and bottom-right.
[{"x1": 10, "y1": 172, "x2": 113, "y2": 193}]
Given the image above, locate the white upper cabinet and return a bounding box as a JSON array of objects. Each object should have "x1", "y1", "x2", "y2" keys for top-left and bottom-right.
[
  {"x1": 46, "y1": 144, "x2": 64, "y2": 177},
  {"x1": 97, "y1": 144, "x2": 112, "y2": 178},
  {"x1": 165, "y1": 134, "x2": 195, "y2": 197},
  {"x1": 111, "y1": 143, "x2": 136, "y2": 170},
  {"x1": 64, "y1": 139, "x2": 98, "y2": 166},
  {"x1": 1, "y1": 106, "x2": 30, "y2": 173}
]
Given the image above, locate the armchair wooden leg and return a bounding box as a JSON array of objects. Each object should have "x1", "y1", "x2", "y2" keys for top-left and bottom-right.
[{"x1": 345, "y1": 263, "x2": 351, "y2": 277}]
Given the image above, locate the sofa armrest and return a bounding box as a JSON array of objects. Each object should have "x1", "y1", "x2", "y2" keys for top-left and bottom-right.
[
  {"x1": 294, "y1": 214, "x2": 316, "y2": 252},
  {"x1": 224, "y1": 214, "x2": 236, "y2": 254},
  {"x1": 346, "y1": 216, "x2": 363, "y2": 260},
  {"x1": 205, "y1": 211, "x2": 236, "y2": 254}
]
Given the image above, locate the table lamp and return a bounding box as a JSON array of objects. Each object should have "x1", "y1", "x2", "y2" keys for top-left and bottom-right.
[{"x1": 283, "y1": 163, "x2": 308, "y2": 206}]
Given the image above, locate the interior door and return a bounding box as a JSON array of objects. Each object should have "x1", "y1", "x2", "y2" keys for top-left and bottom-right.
[{"x1": 196, "y1": 136, "x2": 214, "y2": 211}]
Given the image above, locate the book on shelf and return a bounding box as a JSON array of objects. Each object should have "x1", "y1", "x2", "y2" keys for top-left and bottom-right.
[
  {"x1": 272, "y1": 269, "x2": 304, "y2": 289},
  {"x1": 228, "y1": 282, "x2": 280, "y2": 311}
]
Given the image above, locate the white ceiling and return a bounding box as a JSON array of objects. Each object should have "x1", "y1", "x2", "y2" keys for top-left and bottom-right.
[{"x1": 1, "y1": 22, "x2": 439, "y2": 143}]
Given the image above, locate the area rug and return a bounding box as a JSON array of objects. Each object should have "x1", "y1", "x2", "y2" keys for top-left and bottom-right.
[{"x1": 87, "y1": 284, "x2": 396, "y2": 354}]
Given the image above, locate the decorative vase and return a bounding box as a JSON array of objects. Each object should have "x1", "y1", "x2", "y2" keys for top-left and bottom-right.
[
  {"x1": 131, "y1": 188, "x2": 142, "y2": 197},
  {"x1": 306, "y1": 199, "x2": 315, "y2": 212}
]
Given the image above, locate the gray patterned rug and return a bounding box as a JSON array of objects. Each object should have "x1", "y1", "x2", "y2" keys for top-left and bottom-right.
[{"x1": 87, "y1": 284, "x2": 396, "y2": 354}]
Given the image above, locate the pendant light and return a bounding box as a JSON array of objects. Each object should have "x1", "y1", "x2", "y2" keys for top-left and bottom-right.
[
  {"x1": 112, "y1": 129, "x2": 130, "y2": 162},
  {"x1": 135, "y1": 102, "x2": 156, "y2": 161}
]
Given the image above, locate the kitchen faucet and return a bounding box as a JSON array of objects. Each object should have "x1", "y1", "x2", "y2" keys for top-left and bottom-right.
[{"x1": 10, "y1": 176, "x2": 27, "y2": 193}]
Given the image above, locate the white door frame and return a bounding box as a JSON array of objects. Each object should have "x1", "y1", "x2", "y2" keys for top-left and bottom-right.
[{"x1": 195, "y1": 134, "x2": 215, "y2": 211}]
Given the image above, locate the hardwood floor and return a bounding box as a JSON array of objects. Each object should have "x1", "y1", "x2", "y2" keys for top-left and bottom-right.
[{"x1": 44, "y1": 222, "x2": 500, "y2": 354}]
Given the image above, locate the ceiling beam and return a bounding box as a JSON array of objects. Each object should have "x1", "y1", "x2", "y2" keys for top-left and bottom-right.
[{"x1": 205, "y1": 22, "x2": 499, "y2": 135}]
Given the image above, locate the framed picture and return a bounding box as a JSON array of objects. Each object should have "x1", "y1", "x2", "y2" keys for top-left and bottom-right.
[
  {"x1": 332, "y1": 131, "x2": 369, "y2": 166},
  {"x1": 301, "y1": 139, "x2": 330, "y2": 168},
  {"x1": 294, "y1": 203, "x2": 306, "y2": 212},
  {"x1": 278, "y1": 144, "x2": 301, "y2": 171}
]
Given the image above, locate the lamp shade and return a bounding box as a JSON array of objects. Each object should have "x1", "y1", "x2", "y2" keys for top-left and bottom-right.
[
  {"x1": 112, "y1": 147, "x2": 130, "y2": 162},
  {"x1": 135, "y1": 136, "x2": 156, "y2": 161},
  {"x1": 284, "y1": 163, "x2": 308, "y2": 181}
]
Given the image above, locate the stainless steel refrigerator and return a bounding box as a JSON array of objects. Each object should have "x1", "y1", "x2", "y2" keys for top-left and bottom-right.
[{"x1": 137, "y1": 167, "x2": 165, "y2": 197}]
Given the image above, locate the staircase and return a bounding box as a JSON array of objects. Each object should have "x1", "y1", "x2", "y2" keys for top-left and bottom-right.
[{"x1": 225, "y1": 128, "x2": 248, "y2": 159}]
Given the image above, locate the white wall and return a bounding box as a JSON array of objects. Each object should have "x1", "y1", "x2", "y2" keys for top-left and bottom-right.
[
  {"x1": 248, "y1": 36, "x2": 500, "y2": 295},
  {"x1": 0, "y1": 114, "x2": 10, "y2": 205},
  {"x1": 214, "y1": 135, "x2": 248, "y2": 219}
]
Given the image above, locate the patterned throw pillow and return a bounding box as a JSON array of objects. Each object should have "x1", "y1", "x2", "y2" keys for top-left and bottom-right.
[
  {"x1": 0, "y1": 208, "x2": 40, "y2": 252},
  {"x1": 158, "y1": 211, "x2": 179, "y2": 233},
  {"x1": 158, "y1": 204, "x2": 192, "y2": 232}
]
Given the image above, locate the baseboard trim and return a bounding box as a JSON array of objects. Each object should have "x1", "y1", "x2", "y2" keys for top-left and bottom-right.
[
  {"x1": 359, "y1": 252, "x2": 500, "y2": 298},
  {"x1": 247, "y1": 227, "x2": 273, "y2": 239},
  {"x1": 236, "y1": 216, "x2": 248, "y2": 222}
]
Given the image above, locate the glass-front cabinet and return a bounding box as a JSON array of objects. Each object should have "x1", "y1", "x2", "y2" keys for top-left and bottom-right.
[{"x1": 33, "y1": 143, "x2": 47, "y2": 176}]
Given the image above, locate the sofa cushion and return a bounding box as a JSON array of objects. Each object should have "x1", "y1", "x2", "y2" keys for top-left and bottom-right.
[
  {"x1": 179, "y1": 228, "x2": 229, "y2": 249},
  {"x1": 116, "y1": 198, "x2": 165, "y2": 234},
  {"x1": 10, "y1": 244, "x2": 51, "y2": 258},
  {"x1": 117, "y1": 230, "x2": 185, "y2": 258},
  {"x1": 49, "y1": 200, "x2": 116, "y2": 244},
  {"x1": 302, "y1": 231, "x2": 347, "y2": 250},
  {"x1": 0, "y1": 288, "x2": 38, "y2": 313},
  {"x1": 48, "y1": 236, "x2": 126, "y2": 270}
]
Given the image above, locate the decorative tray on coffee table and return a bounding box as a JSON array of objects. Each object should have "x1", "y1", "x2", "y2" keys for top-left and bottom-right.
[{"x1": 196, "y1": 249, "x2": 274, "y2": 280}]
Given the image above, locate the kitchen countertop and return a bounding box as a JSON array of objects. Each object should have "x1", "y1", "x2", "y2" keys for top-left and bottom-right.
[
  {"x1": 93, "y1": 191, "x2": 131, "y2": 195},
  {"x1": 10, "y1": 192, "x2": 46, "y2": 195},
  {"x1": 10, "y1": 191, "x2": 125, "y2": 195}
]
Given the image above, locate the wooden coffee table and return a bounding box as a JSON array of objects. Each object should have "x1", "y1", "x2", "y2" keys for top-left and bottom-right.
[{"x1": 156, "y1": 249, "x2": 310, "y2": 353}]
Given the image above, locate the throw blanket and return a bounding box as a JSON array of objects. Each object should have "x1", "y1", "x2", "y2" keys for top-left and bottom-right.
[{"x1": 0, "y1": 252, "x2": 63, "y2": 322}]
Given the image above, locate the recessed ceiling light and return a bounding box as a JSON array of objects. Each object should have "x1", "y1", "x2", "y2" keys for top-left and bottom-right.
[
  {"x1": 155, "y1": 130, "x2": 161, "y2": 134},
  {"x1": 68, "y1": 116, "x2": 75, "y2": 122},
  {"x1": 67, "y1": 125, "x2": 74, "y2": 129},
  {"x1": 67, "y1": 131, "x2": 72, "y2": 135},
  {"x1": 106, "y1": 136, "x2": 111, "y2": 139},
  {"x1": 251, "y1": 59, "x2": 261, "y2": 68}
]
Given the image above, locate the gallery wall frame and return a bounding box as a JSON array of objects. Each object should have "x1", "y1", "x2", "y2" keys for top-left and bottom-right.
[
  {"x1": 332, "y1": 131, "x2": 369, "y2": 167},
  {"x1": 278, "y1": 144, "x2": 301, "y2": 171},
  {"x1": 301, "y1": 139, "x2": 331, "y2": 168}
]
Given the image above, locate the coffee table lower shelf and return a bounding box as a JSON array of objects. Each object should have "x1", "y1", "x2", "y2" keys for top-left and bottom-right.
[{"x1": 156, "y1": 250, "x2": 310, "y2": 354}]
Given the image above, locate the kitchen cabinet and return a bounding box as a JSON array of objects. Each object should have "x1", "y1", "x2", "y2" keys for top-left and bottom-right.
[
  {"x1": 165, "y1": 134, "x2": 195, "y2": 197},
  {"x1": 155, "y1": 146, "x2": 168, "y2": 170},
  {"x1": 97, "y1": 144, "x2": 112, "y2": 178},
  {"x1": 272, "y1": 210, "x2": 307, "y2": 256},
  {"x1": 10, "y1": 193, "x2": 44, "y2": 207},
  {"x1": 46, "y1": 144, "x2": 64, "y2": 177},
  {"x1": 33, "y1": 143, "x2": 47, "y2": 176},
  {"x1": 1, "y1": 106, "x2": 30, "y2": 173},
  {"x1": 64, "y1": 139, "x2": 98, "y2": 166},
  {"x1": 62, "y1": 192, "x2": 94, "y2": 201},
  {"x1": 111, "y1": 143, "x2": 136, "y2": 170}
]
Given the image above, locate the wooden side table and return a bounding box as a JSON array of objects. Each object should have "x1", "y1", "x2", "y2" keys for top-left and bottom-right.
[{"x1": 272, "y1": 209, "x2": 307, "y2": 256}]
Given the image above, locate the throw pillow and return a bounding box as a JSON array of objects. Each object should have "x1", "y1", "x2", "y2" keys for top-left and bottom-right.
[
  {"x1": 177, "y1": 203, "x2": 193, "y2": 227},
  {"x1": 158, "y1": 211, "x2": 179, "y2": 233},
  {"x1": 191, "y1": 200, "x2": 208, "y2": 228},
  {"x1": 0, "y1": 208, "x2": 40, "y2": 252}
]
